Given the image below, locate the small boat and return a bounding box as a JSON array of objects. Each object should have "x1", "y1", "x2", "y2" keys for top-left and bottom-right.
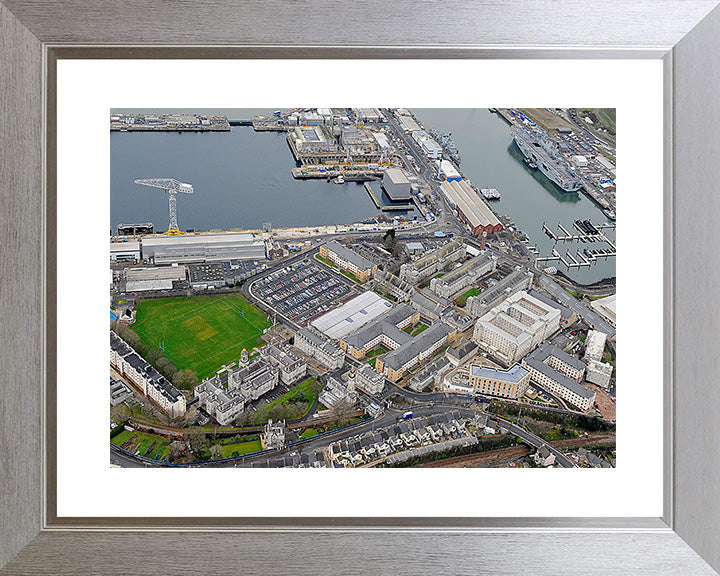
[{"x1": 334, "y1": 175, "x2": 345, "y2": 184}]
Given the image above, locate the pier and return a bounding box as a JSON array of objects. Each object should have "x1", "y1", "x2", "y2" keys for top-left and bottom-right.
[
  {"x1": 542, "y1": 220, "x2": 616, "y2": 250},
  {"x1": 493, "y1": 108, "x2": 517, "y2": 126},
  {"x1": 291, "y1": 165, "x2": 384, "y2": 181},
  {"x1": 110, "y1": 113, "x2": 230, "y2": 132},
  {"x1": 535, "y1": 246, "x2": 617, "y2": 269},
  {"x1": 252, "y1": 116, "x2": 286, "y2": 131},
  {"x1": 364, "y1": 182, "x2": 381, "y2": 207},
  {"x1": 536, "y1": 219, "x2": 616, "y2": 270}
]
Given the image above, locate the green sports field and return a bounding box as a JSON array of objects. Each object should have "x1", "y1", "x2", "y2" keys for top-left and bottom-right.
[{"x1": 132, "y1": 294, "x2": 271, "y2": 379}]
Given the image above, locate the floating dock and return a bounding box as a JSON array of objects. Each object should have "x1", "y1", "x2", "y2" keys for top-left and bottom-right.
[
  {"x1": 542, "y1": 220, "x2": 615, "y2": 249},
  {"x1": 536, "y1": 219, "x2": 616, "y2": 269}
]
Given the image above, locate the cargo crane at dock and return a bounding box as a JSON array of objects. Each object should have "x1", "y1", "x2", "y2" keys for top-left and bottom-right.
[{"x1": 134, "y1": 178, "x2": 194, "y2": 234}]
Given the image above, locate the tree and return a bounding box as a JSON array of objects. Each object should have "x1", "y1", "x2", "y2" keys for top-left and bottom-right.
[
  {"x1": 383, "y1": 228, "x2": 397, "y2": 251},
  {"x1": 331, "y1": 398, "x2": 355, "y2": 427},
  {"x1": 156, "y1": 357, "x2": 179, "y2": 380},
  {"x1": 209, "y1": 444, "x2": 223, "y2": 460},
  {"x1": 288, "y1": 401, "x2": 308, "y2": 420},
  {"x1": 168, "y1": 440, "x2": 185, "y2": 463},
  {"x1": 233, "y1": 413, "x2": 249, "y2": 427},
  {"x1": 172, "y1": 369, "x2": 199, "y2": 390},
  {"x1": 268, "y1": 404, "x2": 288, "y2": 421},
  {"x1": 111, "y1": 321, "x2": 149, "y2": 356},
  {"x1": 146, "y1": 348, "x2": 163, "y2": 364},
  {"x1": 187, "y1": 432, "x2": 209, "y2": 455}
]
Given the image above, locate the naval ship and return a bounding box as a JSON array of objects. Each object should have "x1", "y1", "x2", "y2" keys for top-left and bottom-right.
[{"x1": 512, "y1": 126, "x2": 583, "y2": 192}]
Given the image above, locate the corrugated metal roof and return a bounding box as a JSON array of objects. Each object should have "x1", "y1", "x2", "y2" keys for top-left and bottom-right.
[{"x1": 311, "y1": 292, "x2": 392, "y2": 340}]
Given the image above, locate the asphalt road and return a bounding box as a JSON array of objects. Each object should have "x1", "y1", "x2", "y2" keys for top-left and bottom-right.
[
  {"x1": 113, "y1": 399, "x2": 576, "y2": 469},
  {"x1": 538, "y1": 274, "x2": 615, "y2": 338}
]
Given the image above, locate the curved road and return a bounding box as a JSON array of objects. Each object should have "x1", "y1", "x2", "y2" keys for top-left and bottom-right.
[{"x1": 112, "y1": 402, "x2": 576, "y2": 469}]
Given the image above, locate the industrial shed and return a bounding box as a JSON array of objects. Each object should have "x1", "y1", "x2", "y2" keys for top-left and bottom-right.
[{"x1": 141, "y1": 232, "x2": 266, "y2": 264}]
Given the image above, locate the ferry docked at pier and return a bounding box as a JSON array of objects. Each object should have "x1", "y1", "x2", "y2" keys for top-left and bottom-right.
[{"x1": 512, "y1": 126, "x2": 583, "y2": 192}]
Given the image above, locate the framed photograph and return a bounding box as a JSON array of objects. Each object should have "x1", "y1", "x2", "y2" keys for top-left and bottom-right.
[{"x1": 2, "y1": 2, "x2": 720, "y2": 574}]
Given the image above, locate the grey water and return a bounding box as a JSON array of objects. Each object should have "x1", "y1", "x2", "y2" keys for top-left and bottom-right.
[
  {"x1": 414, "y1": 109, "x2": 615, "y2": 285},
  {"x1": 111, "y1": 108, "x2": 615, "y2": 284},
  {"x1": 111, "y1": 108, "x2": 415, "y2": 235}
]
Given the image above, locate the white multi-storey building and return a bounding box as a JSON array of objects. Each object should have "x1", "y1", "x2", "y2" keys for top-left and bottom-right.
[
  {"x1": 260, "y1": 344, "x2": 307, "y2": 385},
  {"x1": 194, "y1": 351, "x2": 280, "y2": 425},
  {"x1": 429, "y1": 253, "x2": 497, "y2": 300},
  {"x1": 586, "y1": 359, "x2": 613, "y2": 389},
  {"x1": 522, "y1": 343, "x2": 595, "y2": 411},
  {"x1": 194, "y1": 377, "x2": 246, "y2": 426},
  {"x1": 264, "y1": 419, "x2": 286, "y2": 450},
  {"x1": 110, "y1": 331, "x2": 186, "y2": 419},
  {"x1": 582, "y1": 330, "x2": 613, "y2": 389},
  {"x1": 584, "y1": 330, "x2": 608, "y2": 363},
  {"x1": 354, "y1": 365, "x2": 386, "y2": 395},
  {"x1": 319, "y1": 374, "x2": 358, "y2": 409},
  {"x1": 472, "y1": 291, "x2": 561, "y2": 365},
  {"x1": 294, "y1": 328, "x2": 345, "y2": 370},
  {"x1": 399, "y1": 240, "x2": 465, "y2": 285}
]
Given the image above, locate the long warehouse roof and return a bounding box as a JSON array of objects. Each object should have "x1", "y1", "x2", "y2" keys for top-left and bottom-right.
[
  {"x1": 142, "y1": 232, "x2": 257, "y2": 246},
  {"x1": 441, "y1": 179, "x2": 501, "y2": 230}
]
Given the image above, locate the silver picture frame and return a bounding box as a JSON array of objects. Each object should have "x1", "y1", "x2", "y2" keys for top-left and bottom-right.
[{"x1": 2, "y1": 1, "x2": 720, "y2": 574}]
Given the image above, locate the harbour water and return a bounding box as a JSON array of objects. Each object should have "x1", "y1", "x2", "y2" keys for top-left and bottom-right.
[
  {"x1": 111, "y1": 109, "x2": 415, "y2": 234},
  {"x1": 111, "y1": 108, "x2": 615, "y2": 284},
  {"x1": 414, "y1": 109, "x2": 615, "y2": 285}
]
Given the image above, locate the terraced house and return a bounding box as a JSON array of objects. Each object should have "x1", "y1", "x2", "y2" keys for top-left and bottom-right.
[{"x1": 110, "y1": 331, "x2": 186, "y2": 419}]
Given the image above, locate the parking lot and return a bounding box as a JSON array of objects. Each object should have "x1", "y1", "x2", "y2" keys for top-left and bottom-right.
[{"x1": 253, "y1": 259, "x2": 359, "y2": 325}]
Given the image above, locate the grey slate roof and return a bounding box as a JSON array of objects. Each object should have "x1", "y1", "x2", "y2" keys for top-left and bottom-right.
[
  {"x1": 447, "y1": 336, "x2": 478, "y2": 360},
  {"x1": 343, "y1": 320, "x2": 412, "y2": 350},
  {"x1": 524, "y1": 357, "x2": 595, "y2": 400},
  {"x1": 110, "y1": 331, "x2": 132, "y2": 356},
  {"x1": 381, "y1": 322, "x2": 453, "y2": 371},
  {"x1": 529, "y1": 342, "x2": 586, "y2": 372},
  {"x1": 470, "y1": 363, "x2": 530, "y2": 384},
  {"x1": 529, "y1": 289, "x2": 575, "y2": 320},
  {"x1": 324, "y1": 240, "x2": 375, "y2": 271}
]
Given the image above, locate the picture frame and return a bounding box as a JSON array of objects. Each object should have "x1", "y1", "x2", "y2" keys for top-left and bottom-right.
[{"x1": 1, "y1": 1, "x2": 719, "y2": 574}]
